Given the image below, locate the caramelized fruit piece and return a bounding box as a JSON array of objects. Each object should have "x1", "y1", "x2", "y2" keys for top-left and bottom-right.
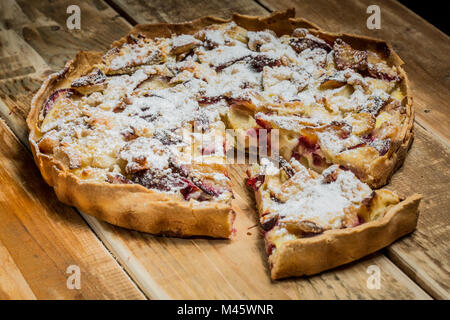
[
  {"x1": 333, "y1": 39, "x2": 400, "y2": 82},
  {"x1": 319, "y1": 74, "x2": 347, "y2": 90},
  {"x1": 102, "y1": 40, "x2": 164, "y2": 75},
  {"x1": 71, "y1": 68, "x2": 106, "y2": 95},
  {"x1": 192, "y1": 178, "x2": 225, "y2": 197},
  {"x1": 227, "y1": 104, "x2": 257, "y2": 130},
  {"x1": 261, "y1": 214, "x2": 279, "y2": 232},
  {"x1": 356, "y1": 132, "x2": 392, "y2": 156},
  {"x1": 297, "y1": 133, "x2": 319, "y2": 153},
  {"x1": 53, "y1": 146, "x2": 82, "y2": 169},
  {"x1": 361, "y1": 95, "x2": 389, "y2": 115},
  {"x1": 179, "y1": 179, "x2": 200, "y2": 200},
  {"x1": 171, "y1": 35, "x2": 202, "y2": 55},
  {"x1": 283, "y1": 220, "x2": 324, "y2": 237},
  {"x1": 254, "y1": 117, "x2": 272, "y2": 130},
  {"x1": 248, "y1": 55, "x2": 281, "y2": 72},
  {"x1": 333, "y1": 38, "x2": 367, "y2": 71},
  {"x1": 359, "y1": 189, "x2": 399, "y2": 222},
  {"x1": 42, "y1": 88, "x2": 77, "y2": 118},
  {"x1": 214, "y1": 55, "x2": 250, "y2": 72},
  {"x1": 247, "y1": 30, "x2": 276, "y2": 51},
  {"x1": 225, "y1": 24, "x2": 248, "y2": 43},
  {"x1": 348, "y1": 112, "x2": 376, "y2": 136},
  {"x1": 370, "y1": 138, "x2": 391, "y2": 156},
  {"x1": 106, "y1": 174, "x2": 132, "y2": 184},
  {"x1": 121, "y1": 127, "x2": 138, "y2": 141},
  {"x1": 323, "y1": 121, "x2": 352, "y2": 139},
  {"x1": 367, "y1": 51, "x2": 400, "y2": 82},
  {"x1": 246, "y1": 174, "x2": 265, "y2": 191},
  {"x1": 131, "y1": 169, "x2": 185, "y2": 192},
  {"x1": 290, "y1": 33, "x2": 332, "y2": 53}
]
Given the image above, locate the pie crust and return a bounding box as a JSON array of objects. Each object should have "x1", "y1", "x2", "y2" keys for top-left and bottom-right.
[{"x1": 269, "y1": 193, "x2": 421, "y2": 279}]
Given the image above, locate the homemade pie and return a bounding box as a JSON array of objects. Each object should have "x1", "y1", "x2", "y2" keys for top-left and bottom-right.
[{"x1": 27, "y1": 10, "x2": 421, "y2": 278}]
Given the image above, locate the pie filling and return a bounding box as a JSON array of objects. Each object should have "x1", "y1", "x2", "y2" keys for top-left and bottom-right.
[{"x1": 35, "y1": 22, "x2": 407, "y2": 235}]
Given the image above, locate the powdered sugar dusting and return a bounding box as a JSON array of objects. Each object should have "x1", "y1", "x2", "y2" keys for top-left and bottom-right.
[
  {"x1": 274, "y1": 165, "x2": 372, "y2": 229},
  {"x1": 39, "y1": 21, "x2": 403, "y2": 202}
]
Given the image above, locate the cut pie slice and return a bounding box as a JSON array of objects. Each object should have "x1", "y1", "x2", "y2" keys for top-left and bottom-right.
[{"x1": 247, "y1": 158, "x2": 421, "y2": 279}]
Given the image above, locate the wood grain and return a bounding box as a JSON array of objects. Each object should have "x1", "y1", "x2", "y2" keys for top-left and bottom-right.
[
  {"x1": 0, "y1": 120, "x2": 145, "y2": 299},
  {"x1": 107, "y1": 0, "x2": 267, "y2": 25},
  {"x1": 0, "y1": 28, "x2": 51, "y2": 144},
  {"x1": 258, "y1": 0, "x2": 450, "y2": 146},
  {"x1": 385, "y1": 126, "x2": 450, "y2": 299},
  {"x1": 0, "y1": 0, "x2": 131, "y2": 70},
  {"x1": 0, "y1": 239, "x2": 36, "y2": 299}
]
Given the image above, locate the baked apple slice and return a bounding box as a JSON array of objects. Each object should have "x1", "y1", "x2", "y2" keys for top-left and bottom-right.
[
  {"x1": 39, "y1": 88, "x2": 81, "y2": 133},
  {"x1": 71, "y1": 68, "x2": 106, "y2": 95},
  {"x1": 101, "y1": 36, "x2": 168, "y2": 75}
]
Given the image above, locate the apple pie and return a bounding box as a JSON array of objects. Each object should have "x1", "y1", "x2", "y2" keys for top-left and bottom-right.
[{"x1": 27, "y1": 10, "x2": 421, "y2": 278}]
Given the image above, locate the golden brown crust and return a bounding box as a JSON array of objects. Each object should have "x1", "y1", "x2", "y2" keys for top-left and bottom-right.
[
  {"x1": 270, "y1": 194, "x2": 421, "y2": 279},
  {"x1": 27, "y1": 9, "x2": 415, "y2": 241}
]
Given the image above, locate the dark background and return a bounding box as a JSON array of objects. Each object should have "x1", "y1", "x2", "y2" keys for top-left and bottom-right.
[{"x1": 399, "y1": 0, "x2": 449, "y2": 35}]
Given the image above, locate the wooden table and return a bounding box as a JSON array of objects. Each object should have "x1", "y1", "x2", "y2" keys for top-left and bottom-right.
[{"x1": 0, "y1": 0, "x2": 448, "y2": 300}]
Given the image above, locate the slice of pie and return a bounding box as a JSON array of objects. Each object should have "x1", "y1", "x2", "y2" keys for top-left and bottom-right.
[
  {"x1": 247, "y1": 158, "x2": 420, "y2": 279},
  {"x1": 27, "y1": 10, "x2": 420, "y2": 277}
]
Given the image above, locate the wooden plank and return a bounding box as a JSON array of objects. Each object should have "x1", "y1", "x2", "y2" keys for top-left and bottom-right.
[
  {"x1": 258, "y1": 0, "x2": 450, "y2": 145},
  {"x1": 107, "y1": 0, "x2": 267, "y2": 24},
  {"x1": 0, "y1": 0, "x2": 434, "y2": 299},
  {"x1": 0, "y1": 119, "x2": 145, "y2": 299},
  {"x1": 385, "y1": 126, "x2": 450, "y2": 299},
  {"x1": 0, "y1": 0, "x2": 131, "y2": 70},
  {"x1": 258, "y1": 0, "x2": 450, "y2": 299},
  {"x1": 0, "y1": 239, "x2": 36, "y2": 299},
  {"x1": 0, "y1": 29, "x2": 52, "y2": 144}
]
